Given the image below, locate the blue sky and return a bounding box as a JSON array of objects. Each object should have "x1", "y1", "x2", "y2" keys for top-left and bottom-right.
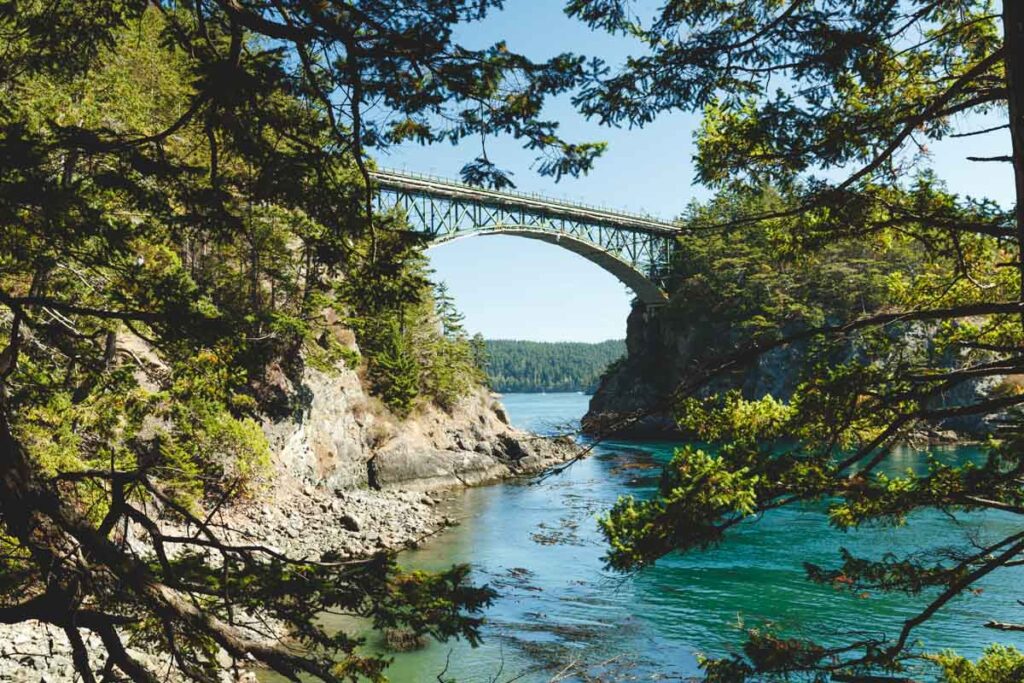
[{"x1": 379, "y1": 1, "x2": 1015, "y2": 343}]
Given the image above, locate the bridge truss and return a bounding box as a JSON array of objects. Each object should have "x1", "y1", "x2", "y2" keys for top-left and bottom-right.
[{"x1": 371, "y1": 169, "x2": 679, "y2": 304}]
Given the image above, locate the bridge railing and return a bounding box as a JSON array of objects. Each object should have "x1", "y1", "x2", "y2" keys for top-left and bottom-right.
[{"x1": 371, "y1": 167, "x2": 680, "y2": 234}]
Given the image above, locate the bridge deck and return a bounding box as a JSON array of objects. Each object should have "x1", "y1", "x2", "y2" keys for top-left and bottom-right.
[{"x1": 370, "y1": 169, "x2": 680, "y2": 236}]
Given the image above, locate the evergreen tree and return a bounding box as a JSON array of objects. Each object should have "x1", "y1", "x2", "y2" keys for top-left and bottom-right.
[
  {"x1": 570, "y1": 1, "x2": 1024, "y2": 679},
  {"x1": 470, "y1": 333, "x2": 489, "y2": 378},
  {"x1": 434, "y1": 281, "x2": 466, "y2": 339},
  {"x1": 0, "y1": 2, "x2": 599, "y2": 680},
  {"x1": 369, "y1": 320, "x2": 421, "y2": 417}
]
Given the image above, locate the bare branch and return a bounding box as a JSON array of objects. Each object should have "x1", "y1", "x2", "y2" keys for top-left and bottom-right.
[{"x1": 967, "y1": 155, "x2": 1014, "y2": 162}]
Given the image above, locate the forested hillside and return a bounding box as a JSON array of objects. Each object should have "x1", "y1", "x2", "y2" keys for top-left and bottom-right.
[
  {"x1": 586, "y1": 183, "x2": 1004, "y2": 435},
  {"x1": 484, "y1": 339, "x2": 625, "y2": 393}
]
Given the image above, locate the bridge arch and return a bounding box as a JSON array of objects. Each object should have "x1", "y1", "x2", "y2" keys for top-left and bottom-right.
[
  {"x1": 427, "y1": 227, "x2": 667, "y2": 305},
  {"x1": 372, "y1": 169, "x2": 678, "y2": 306}
]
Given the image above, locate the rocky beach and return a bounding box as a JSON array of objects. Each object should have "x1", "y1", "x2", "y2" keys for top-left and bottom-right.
[{"x1": 0, "y1": 352, "x2": 577, "y2": 682}]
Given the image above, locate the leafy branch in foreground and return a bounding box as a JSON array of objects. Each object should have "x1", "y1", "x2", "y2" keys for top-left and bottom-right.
[
  {"x1": 572, "y1": 1, "x2": 1024, "y2": 679},
  {"x1": 0, "y1": 1, "x2": 599, "y2": 679}
]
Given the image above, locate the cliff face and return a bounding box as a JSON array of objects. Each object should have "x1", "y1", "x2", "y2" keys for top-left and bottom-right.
[
  {"x1": 582, "y1": 304, "x2": 680, "y2": 437},
  {"x1": 264, "y1": 359, "x2": 575, "y2": 493},
  {"x1": 583, "y1": 302, "x2": 1002, "y2": 439},
  {"x1": 115, "y1": 328, "x2": 573, "y2": 555}
]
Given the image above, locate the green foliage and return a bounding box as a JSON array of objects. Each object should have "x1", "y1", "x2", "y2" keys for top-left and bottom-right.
[
  {"x1": 421, "y1": 281, "x2": 485, "y2": 410},
  {"x1": 0, "y1": 1, "x2": 571, "y2": 679},
  {"x1": 677, "y1": 392, "x2": 794, "y2": 447},
  {"x1": 470, "y1": 333, "x2": 488, "y2": 375},
  {"x1": 594, "y1": 153, "x2": 1021, "y2": 680},
  {"x1": 570, "y1": 2, "x2": 1003, "y2": 197},
  {"x1": 698, "y1": 628, "x2": 828, "y2": 682},
  {"x1": 600, "y1": 446, "x2": 761, "y2": 571},
  {"x1": 340, "y1": 232, "x2": 485, "y2": 415},
  {"x1": 935, "y1": 645, "x2": 1024, "y2": 683},
  {"x1": 305, "y1": 337, "x2": 361, "y2": 375},
  {"x1": 151, "y1": 348, "x2": 267, "y2": 496},
  {"x1": 434, "y1": 282, "x2": 465, "y2": 339},
  {"x1": 666, "y1": 181, "x2": 1011, "y2": 355},
  {"x1": 483, "y1": 338, "x2": 626, "y2": 393},
  {"x1": 366, "y1": 319, "x2": 422, "y2": 418},
  {"x1": 372, "y1": 564, "x2": 494, "y2": 645}
]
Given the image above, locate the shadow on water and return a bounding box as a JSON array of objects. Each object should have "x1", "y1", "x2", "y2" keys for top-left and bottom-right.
[{"x1": 269, "y1": 393, "x2": 1024, "y2": 682}]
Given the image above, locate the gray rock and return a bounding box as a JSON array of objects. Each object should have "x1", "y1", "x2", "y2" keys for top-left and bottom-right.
[
  {"x1": 585, "y1": 301, "x2": 1002, "y2": 440},
  {"x1": 338, "y1": 514, "x2": 361, "y2": 532},
  {"x1": 267, "y1": 356, "x2": 575, "y2": 493}
]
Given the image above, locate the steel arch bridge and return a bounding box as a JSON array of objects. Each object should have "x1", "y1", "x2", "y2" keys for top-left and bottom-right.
[{"x1": 371, "y1": 169, "x2": 680, "y2": 304}]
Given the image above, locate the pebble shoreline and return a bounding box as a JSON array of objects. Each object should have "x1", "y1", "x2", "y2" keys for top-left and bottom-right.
[
  {"x1": 0, "y1": 483, "x2": 449, "y2": 682},
  {"x1": 0, "y1": 365, "x2": 578, "y2": 682}
]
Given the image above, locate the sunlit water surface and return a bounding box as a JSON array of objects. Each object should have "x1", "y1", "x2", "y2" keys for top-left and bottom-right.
[{"x1": 307, "y1": 393, "x2": 1024, "y2": 682}]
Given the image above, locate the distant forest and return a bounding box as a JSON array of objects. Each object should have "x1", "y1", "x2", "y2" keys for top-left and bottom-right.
[{"x1": 483, "y1": 339, "x2": 626, "y2": 393}]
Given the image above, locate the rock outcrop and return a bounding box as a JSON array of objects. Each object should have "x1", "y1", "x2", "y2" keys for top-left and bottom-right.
[
  {"x1": 266, "y1": 363, "x2": 576, "y2": 493},
  {"x1": 584, "y1": 301, "x2": 1004, "y2": 439}
]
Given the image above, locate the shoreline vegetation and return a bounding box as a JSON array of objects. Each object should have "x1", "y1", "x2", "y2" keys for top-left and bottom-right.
[
  {"x1": 585, "y1": 187, "x2": 1008, "y2": 443},
  {"x1": 0, "y1": 382, "x2": 580, "y2": 681},
  {"x1": 0, "y1": 2, "x2": 599, "y2": 674}
]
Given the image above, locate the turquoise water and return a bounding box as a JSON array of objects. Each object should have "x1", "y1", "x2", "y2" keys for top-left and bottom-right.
[{"x1": 363, "y1": 393, "x2": 1024, "y2": 682}]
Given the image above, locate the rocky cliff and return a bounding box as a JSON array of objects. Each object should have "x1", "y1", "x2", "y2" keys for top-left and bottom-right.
[
  {"x1": 115, "y1": 326, "x2": 574, "y2": 558},
  {"x1": 583, "y1": 302, "x2": 1002, "y2": 440},
  {"x1": 265, "y1": 361, "x2": 575, "y2": 493}
]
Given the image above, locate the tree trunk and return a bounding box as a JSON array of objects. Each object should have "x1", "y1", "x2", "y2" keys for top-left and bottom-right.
[{"x1": 1002, "y1": 3, "x2": 1024, "y2": 326}]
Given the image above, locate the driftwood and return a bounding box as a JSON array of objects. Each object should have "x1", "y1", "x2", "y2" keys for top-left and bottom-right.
[{"x1": 985, "y1": 620, "x2": 1024, "y2": 631}]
